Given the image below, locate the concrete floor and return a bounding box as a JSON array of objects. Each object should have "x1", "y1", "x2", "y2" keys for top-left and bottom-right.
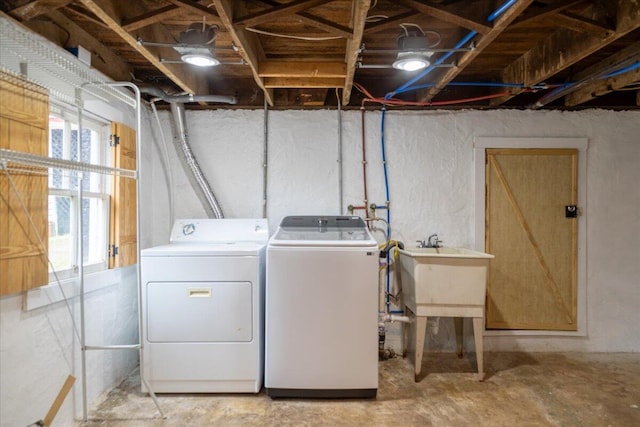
[{"x1": 81, "y1": 352, "x2": 640, "y2": 426}]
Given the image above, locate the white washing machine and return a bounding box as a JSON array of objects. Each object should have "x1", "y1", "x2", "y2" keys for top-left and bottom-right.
[
  {"x1": 265, "y1": 216, "x2": 379, "y2": 398},
  {"x1": 141, "y1": 218, "x2": 268, "y2": 393}
]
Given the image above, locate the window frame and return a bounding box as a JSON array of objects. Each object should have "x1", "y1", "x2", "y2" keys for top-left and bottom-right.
[{"x1": 47, "y1": 108, "x2": 112, "y2": 283}]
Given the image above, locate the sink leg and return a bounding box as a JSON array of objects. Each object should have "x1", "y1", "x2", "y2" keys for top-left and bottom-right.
[
  {"x1": 473, "y1": 317, "x2": 484, "y2": 381},
  {"x1": 454, "y1": 317, "x2": 464, "y2": 358},
  {"x1": 414, "y1": 316, "x2": 427, "y2": 382}
]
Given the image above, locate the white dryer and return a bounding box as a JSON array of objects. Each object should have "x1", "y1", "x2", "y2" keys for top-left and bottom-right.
[
  {"x1": 141, "y1": 218, "x2": 268, "y2": 393},
  {"x1": 265, "y1": 216, "x2": 379, "y2": 398}
]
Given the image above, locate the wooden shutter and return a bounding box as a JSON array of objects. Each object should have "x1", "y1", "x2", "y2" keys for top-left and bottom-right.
[
  {"x1": 485, "y1": 148, "x2": 578, "y2": 330},
  {"x1": 0, "y1": 71, "x2": 49, "y2": 295},
  {"x1": 108, "y1": 122, "x2": 137, "y2": 268}
]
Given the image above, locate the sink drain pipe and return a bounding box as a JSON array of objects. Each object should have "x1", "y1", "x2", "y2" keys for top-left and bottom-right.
[{"x1": 142, "y1": 87, "x2": 235, "y2": 218}]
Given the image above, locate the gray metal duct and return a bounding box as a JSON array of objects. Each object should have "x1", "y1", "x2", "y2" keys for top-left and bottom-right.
[
  {"x1": 142, "y1": 87, "x2": 233, "y2": 218},
  {"x1": 141, "y1": 86, "x2": 237, "y2": 105}
]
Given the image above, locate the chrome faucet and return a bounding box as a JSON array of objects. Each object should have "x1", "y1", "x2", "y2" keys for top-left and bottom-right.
[
  {"x1": 427, "y1": 233, "x2": 441, "y2": 248},
  {"x1": 416, "y1": 233, "x2": 442, "y2": 248}
]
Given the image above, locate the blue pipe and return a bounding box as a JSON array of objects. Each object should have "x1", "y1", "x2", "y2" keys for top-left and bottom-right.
[
  {"x1": 387, "y1": 31, "x2": 477, "y2": 99},
  {"x1": 535, "y1": 61, "x2": 640, "y2": 106},
  {"x1": 602, "y1": 61, "x2": 640, "y2": 78},
  {"x1": 386, "y1": 0, "x2": 521, "y2": 100},
  {"x1": 393, "y1": 81, "x2": 526, "y2": 96},
  {"x1": 487, "y1": 0, "x2": 519, "y2": 22},
  {"x1": 381, "y1": 108, "x2": 391, "y2": 312}
]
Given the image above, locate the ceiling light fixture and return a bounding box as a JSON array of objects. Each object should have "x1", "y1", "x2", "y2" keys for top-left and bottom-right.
[
  {"x1": 392, "y1": 25, "x2": 440, "y2": 72},
  {"x1": 180, "y1": 49, "x2": 220, "y2": 67},
  {"x1": 173, "y1": 23, "x2": 220, "y2": 67}
]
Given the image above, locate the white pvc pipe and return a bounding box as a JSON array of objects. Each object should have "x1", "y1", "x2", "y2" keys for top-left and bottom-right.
[{"x1": 383, "y1": 313, "x2": 412, "y2": 323}]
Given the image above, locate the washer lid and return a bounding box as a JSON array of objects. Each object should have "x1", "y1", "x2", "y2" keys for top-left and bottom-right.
[
  {"x1": 269, "y1": 216, "x2": 377, "y2": 247},
  {"x1": 141, "y1": 242, "x2": 265, "y2": 256}
]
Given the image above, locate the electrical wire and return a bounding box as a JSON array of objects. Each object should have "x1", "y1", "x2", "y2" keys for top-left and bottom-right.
[
  {"x1": 245, "y1": 27, "x2": 343, "y2": 41},
  {"x1": 399, "y1": 24, "x2": 441, "y2": 48}
]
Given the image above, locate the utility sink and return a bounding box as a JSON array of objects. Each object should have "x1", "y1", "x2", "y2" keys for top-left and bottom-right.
[{"x1": 398, "y1": 247, "x2": 494, "y2": 381}]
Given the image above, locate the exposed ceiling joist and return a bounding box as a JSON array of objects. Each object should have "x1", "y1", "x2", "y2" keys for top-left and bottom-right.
[
  {"x1": 7, "y1": 0, "x2": 73, "y2": 21},
  {"x1": 65, "y1": 3, "x2": 110, "y2": 29},
  {"x1": 548, "y1": 11, "x2": 614, "y2": 38},
  {"x1": 342, "y1": 0, "x2": 370, "y2": 105},
  {"x1": 43, "y1": 9, "x2": 132, "y2": 81},
  {"x1": 512, "y1": 0, "x2": 585, "y2": 27},
  {"x1": 293, "y1": 11, "x2": 353, "y2": 39},
  {"x1": 395, "y1": 0, "x2": 492, "y2": 35},
  {"x1": 259, "y1": 61, "x2": 346, "y2": 78},
  {"x1": 165, "y1": 0, "x2": 221, "y2": 22},
  {"x1": 364, "y1": 10, "x2": 421, "y2": 34},
  {"x1": 78, "y1": 0, "x2": 206, "y2": 96},
  {"x1": 122, "y1": 5, "x2": 182, "y2": 32},
  {"x1": 214, "y1": 0, "x2": 273, "y2": 105},
  {"x1": 234, "y1": 0, "x2": 328, "y2": 28},
  {"x1": 564, "y1": 41, "x2": 640, "y2": 106},
  {"x1": 264, "y1": 77, "x2": 344, "y2": 88},
  {"x1": 493, "y1": 0, "x2": 640, "y2": 106},
  {"x1": 420, "y1": 0, "x2": 534, "y2": 102},
  {"x1": 254, "y1": 0, "x2": 352, "y2": 38}
]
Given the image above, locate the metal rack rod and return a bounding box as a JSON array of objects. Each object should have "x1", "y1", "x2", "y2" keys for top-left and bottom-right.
[
  {"x1": 0, "y1": 148, "x2": 137, "y2": 179},
  {"x1": 75, "y1": 81, "x2": 164, "y2": 420}
]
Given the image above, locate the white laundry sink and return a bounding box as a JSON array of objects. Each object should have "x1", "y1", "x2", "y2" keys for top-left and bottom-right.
[
  {"x1": 398, "y1": 247, "x2": 494, "y2": 316},
  {"x1": 397, "y1": 246, "x2": 494, "y2": 381}
]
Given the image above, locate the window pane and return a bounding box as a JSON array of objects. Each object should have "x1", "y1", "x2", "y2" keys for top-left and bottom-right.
[
  {"x1": 82, "y1": 197, "x2": 107, "y2": 265},
  {"x1": 49, "y1": 117, "x2": 64, "y2": 189},
  {"x1": 48, "y1": 195, "x2": 73, "y2": 273}
]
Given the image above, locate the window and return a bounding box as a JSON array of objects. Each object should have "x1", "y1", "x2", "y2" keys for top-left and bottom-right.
[{"x1": 47, "y1": 111, "x2": 110, "y2": 281}]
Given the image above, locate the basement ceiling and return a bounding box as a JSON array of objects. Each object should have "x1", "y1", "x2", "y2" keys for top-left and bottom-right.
[{"x1": 2, "y1": 0, "x2": 639, "y2": 109}]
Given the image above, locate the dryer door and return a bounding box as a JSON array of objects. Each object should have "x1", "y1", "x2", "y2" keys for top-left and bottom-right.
[{"x1": 146, "y1": 281, "x2": 253, "y2": 342}]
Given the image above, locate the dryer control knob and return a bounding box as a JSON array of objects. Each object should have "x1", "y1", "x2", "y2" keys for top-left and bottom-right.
[{"x1": 182, "y1": 223, "x2": 196, "y2": 236}]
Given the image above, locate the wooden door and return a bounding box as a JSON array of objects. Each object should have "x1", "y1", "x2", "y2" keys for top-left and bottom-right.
[
  {"x1": 485, "y1": 149, "x2": 578, "y2": 331},
  {"x1": 108, "y1": 122, "x2": 137, "y2": 269}
]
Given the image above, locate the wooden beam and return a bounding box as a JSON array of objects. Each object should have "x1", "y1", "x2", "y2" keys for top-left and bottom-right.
[
  {"x1": 44, "y1": 9, "x2": 132, "y2": 81},
  {"x1": 364, "y1": 10, "x2": 422, "y2": 34},
  {"x1": 254, "y1": 0, "x2": 352, "y2": 38},
  {"x1": 512, "y1": 0, "x2": 584, "y2": 27},
  {"x1": 264, "y1": 77, "x2": 344, "y2": 88},
  {"x1": 420, "y1": 0, "x2": 534, "y2": 102},
  {"x1": 234, "y1": 0, "x2": 328, "y2": 28},
  {"x1": 7, "y1": 0, "x2": 74, "y2": 21},
  {"x1": 548, "y1": 11, "x2": 614, "y2": 38},
  {"x1": 78, "y1": 0, "x2": 206, "y2": 95},
  {"x1": 122, "y1": 5, "x2": 183, "y2": 32},
  {"x1": 259, "y1": 61, "x2": 346, "y2": 78},
  {"x1": 565, "y1": 41, "x2": 640, "y2": 106},
  {"x1": 293, "y1": 12, "x2": 353, "y2": 39},
  {"x1": 65, "y1": 4, "x2": 110, "y2": 29},
  {"x1": 343, "y1": 0, "x2": 370, "y2": 105},
  {"x1": 165, "y1": 0, "x2": 221, "y2": 23},
  {"x1": 214, "y1": 0, "x2": 273, "y2": 105},
  {"x1": 395, "y1": 0, "x2": 492, "y2": 35},
  {"x1": 493, "y1": 0, "x2": 640, "y2": 106}
]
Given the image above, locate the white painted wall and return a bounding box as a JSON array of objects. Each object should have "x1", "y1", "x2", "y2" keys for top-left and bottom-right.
[
  {"x1": 145, "y1": 107, "x2": 640, "y2": 353},
  {"x1": 0, "y1": 107, "x2": 155, "y2": 427}
]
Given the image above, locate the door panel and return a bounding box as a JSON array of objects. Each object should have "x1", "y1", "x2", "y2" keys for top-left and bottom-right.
[{"x1": 486, "y1": 149, "x2": 577, "y2": 330}]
